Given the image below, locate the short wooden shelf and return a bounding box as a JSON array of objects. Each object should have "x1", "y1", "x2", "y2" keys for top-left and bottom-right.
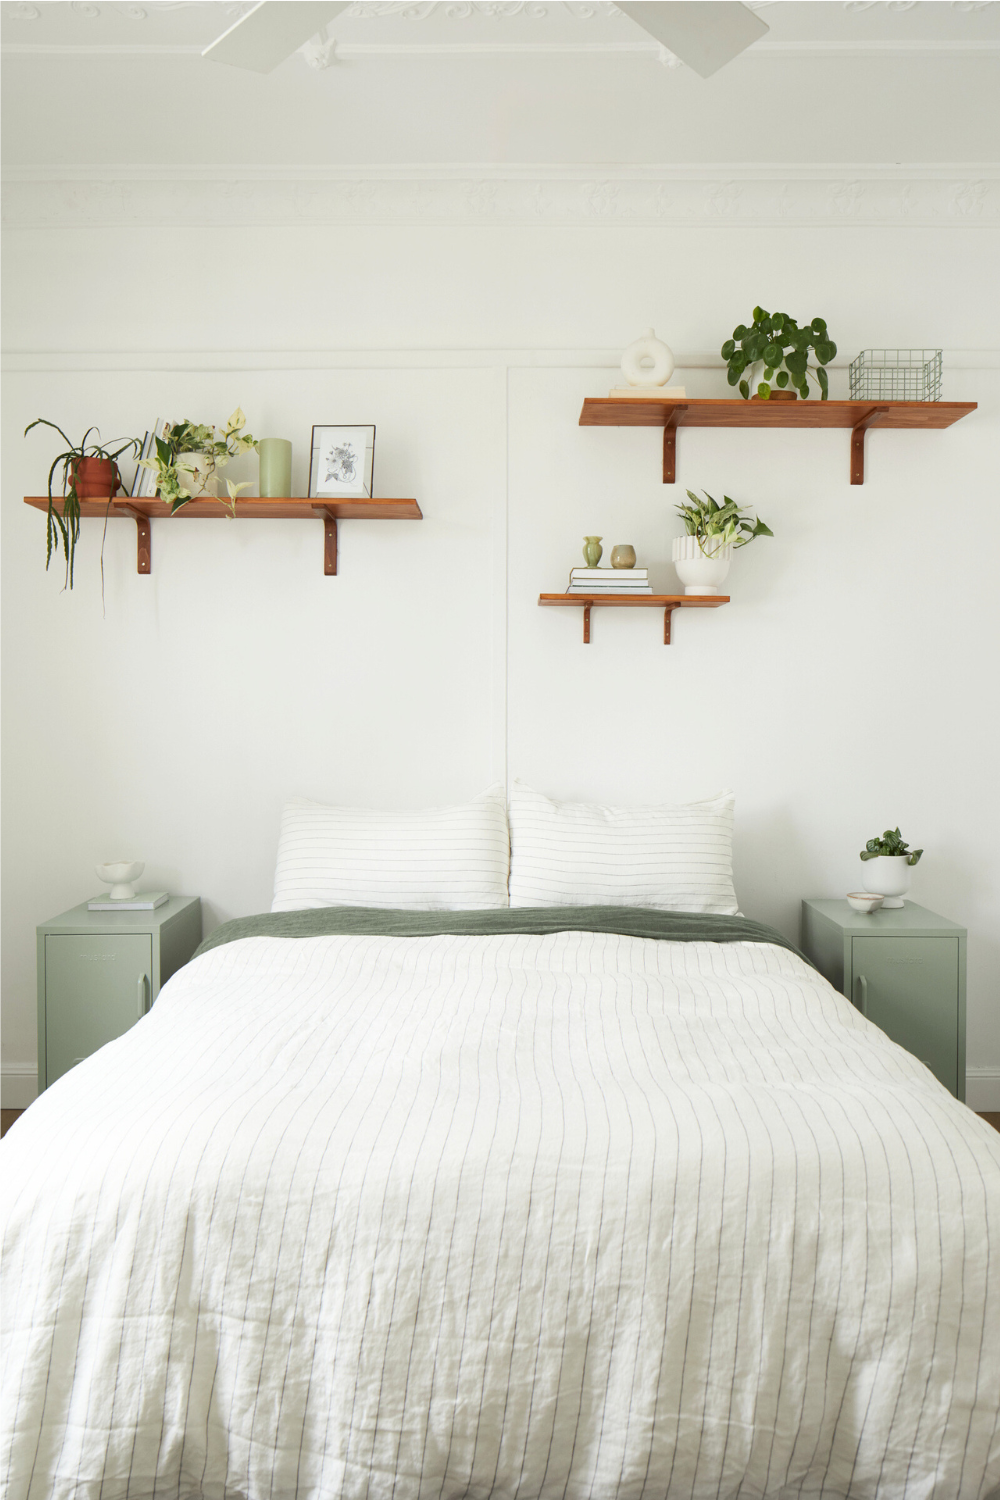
[
  {"x1": 24, "y1": 495, "x2": 422, "y2": 576},
  {"x1": 579, "y1": 397, "x2": 977, "y2": 485},
  {"x1": 539, "y1": 592, "x2": 729, "y2": 645}
]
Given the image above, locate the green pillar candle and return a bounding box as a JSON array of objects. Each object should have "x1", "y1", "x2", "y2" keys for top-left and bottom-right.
[{"x1": 258, "y1": 438, "x2": 292, "y2": 498}]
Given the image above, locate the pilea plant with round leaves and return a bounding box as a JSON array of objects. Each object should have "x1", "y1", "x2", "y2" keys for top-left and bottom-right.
[
  {"x1": 722, "y1": 307, "x2": 837, "y2": 400},
  {"x1": 860, "y1": 827, "x2": 923, "y2": 865}
]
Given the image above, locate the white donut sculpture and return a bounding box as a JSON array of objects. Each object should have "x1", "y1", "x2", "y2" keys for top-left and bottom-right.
[{"x1": 621, "y1": 328, "x2": 675, "y2": 388}]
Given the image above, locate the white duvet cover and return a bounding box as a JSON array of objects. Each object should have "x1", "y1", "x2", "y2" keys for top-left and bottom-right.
[{"x1": 2, "y1": 929, "x2": 999, "y2": 1500}]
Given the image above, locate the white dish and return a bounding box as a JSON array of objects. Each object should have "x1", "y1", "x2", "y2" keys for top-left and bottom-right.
[{"x1": 847, "y1": 892, "x2": 884, "y2": 914}]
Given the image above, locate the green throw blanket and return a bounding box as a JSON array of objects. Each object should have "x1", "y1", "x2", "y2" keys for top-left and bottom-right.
[{"x1": 196, "y1": 905, "x2": 807, "y2": 964}]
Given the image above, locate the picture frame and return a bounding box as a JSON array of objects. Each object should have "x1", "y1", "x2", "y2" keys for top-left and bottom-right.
[{"x1": 308, "y1": 425, "x2": 375, "y2": 500}]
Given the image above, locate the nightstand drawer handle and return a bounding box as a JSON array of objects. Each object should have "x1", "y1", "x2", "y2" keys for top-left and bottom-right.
[
  {"x1": 857, "y1": 974, "x2": 868, "y2": 1017},
  {"x1": 137, "y1": 973, "x2": 149, "y2": 1019}
]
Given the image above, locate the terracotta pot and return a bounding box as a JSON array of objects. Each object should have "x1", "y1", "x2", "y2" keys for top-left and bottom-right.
[
  {"x1": 750, "y1": 389, "x2": 798, "y2": 402},
  {"x1": 71, "y1": 456, "x2": 122, "y2": 499}
]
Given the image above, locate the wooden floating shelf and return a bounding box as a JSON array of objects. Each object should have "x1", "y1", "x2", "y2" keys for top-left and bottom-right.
[
  {"x1": 23, "y1": 495, "x2": 422, "y2": 576},
  {"x1": 579, "y1": 398, "x2": 977, "y2": 486},
  {"x1": 539, "y1": 593, "x2": 729, "y2": 645}
]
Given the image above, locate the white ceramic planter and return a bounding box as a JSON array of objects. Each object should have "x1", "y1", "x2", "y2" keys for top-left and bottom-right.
[
  {"x1": 671, "y1": 535, "x2": 733, "y2": 595},
  {"x1": 861, "y1": 854, "x2": 913, "y2": 908}
]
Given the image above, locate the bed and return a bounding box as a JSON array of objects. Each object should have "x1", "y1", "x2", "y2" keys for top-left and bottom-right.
[{"x1": 2, "y1": 904, "x2": 999, "y2": 1499}]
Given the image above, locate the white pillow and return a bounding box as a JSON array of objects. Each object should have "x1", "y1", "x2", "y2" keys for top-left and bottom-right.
[
  {"x1": 507, "y1": 782, "x2": 738, "y2": 914},
  {"x1": 271, "y1": 784, "x2": 510, "y2": 912}
]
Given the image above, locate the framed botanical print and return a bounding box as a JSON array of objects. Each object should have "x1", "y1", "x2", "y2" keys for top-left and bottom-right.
[{"x1": 308, "y1": 425, "x2": 375, "y2": 500}]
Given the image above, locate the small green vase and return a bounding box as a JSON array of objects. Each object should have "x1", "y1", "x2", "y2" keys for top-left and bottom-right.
[{"x1": 583, "y1": 536, "x2": 603, "y2": 567}]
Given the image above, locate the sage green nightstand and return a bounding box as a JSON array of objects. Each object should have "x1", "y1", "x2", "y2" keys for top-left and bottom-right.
[
  {"x1": 801, "y1": 899, "x2": 967, "y2": 1100},
  {"x1": 37, "y1": 896, "x2": 201, "y2": 1093}
]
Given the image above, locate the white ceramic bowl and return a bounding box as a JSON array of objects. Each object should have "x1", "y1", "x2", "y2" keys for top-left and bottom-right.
[
  {"x1": 847, "y1": 892, "x2": 884, "y2": 915},
  {"x1": 96, "y1": 860, "x2": 144, "y2": 900}
]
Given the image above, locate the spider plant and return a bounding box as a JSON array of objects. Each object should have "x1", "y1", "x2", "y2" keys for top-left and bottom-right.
[{"x1": 25, "y1": 419, "x2": 141, "y2": 589}]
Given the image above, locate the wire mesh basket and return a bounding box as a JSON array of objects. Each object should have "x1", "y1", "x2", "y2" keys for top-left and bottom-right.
[{"x1": 849, "y1": 349, "x2": 942, "y2": 402}]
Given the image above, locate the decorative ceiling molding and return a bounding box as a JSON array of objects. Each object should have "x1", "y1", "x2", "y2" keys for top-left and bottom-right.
[{"x1": 3, "y1": 164, "x2": 998, "y2": 229}]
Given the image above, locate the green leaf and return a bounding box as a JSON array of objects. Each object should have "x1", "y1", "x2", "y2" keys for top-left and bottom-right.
[
  {"x1": 721, "y1": 339, "x2": 736, "y2": 360},
  {"x1": 733, "y1": 324, "x2": 748, "y2": 341},
  {"x1": 726, "y1": 365, "x2": 742, "y2": 386},
  {"x1": 775, "y1": 370, "x2": 789, "y2": 388},
  {"x1": 739, "y1": 379, "x2": 750, "y2": 399},
  {"x1": 816, "y1": 366, "x2": 829, "y2": 394},
  {"x1": 752, "y1": 306, "x2": 768, "y2": 323},
  {"x1": 751, "y1": 517, "x2": 774, "y2": 538},
  {"x1": 785, "y1": 350, "x2": 807, "y2": 376},
  {"x1": 764, "y1": 342, "x2": 783, "y2": 366},
  {"x1": 757, "y1": 382, "x2": 771, "y2": 399},
  {"x1": 860, "y1": 849, "x2": 877, "y2": 861},
  {"x1": 763, "y1": 366, "x2": 774, "y2": 382},
  {"x1": 907, "y1": 849, "x2": 923, "y2": 865}
]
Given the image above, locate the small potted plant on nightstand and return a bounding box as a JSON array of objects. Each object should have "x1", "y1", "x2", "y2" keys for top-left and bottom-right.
[
  {"x1": 860, "y1": 826, "x2": 923, "y2": 908},
  {"x1": 672, "y1": 489, "x2": 773, "y2": 595}
]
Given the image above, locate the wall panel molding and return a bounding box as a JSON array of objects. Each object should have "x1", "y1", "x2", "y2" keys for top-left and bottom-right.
[
  {"x1": 4, "y1": 163, "x2": 998, "y2": 229},
  {"x1": 5, "y1": 348, "x2": 999, "y2": 374}
]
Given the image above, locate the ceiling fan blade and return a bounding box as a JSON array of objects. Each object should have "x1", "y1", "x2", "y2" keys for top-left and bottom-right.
[
  {"x1": 203, "y1": 1, "x2": 349, "y2": 74},
  {"x1": 616, "y1": 2, "x2": 768, "y2": 78}
]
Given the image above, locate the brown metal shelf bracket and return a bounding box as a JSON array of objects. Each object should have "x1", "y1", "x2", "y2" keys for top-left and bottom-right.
[
  {"x1": 850, "y1": 405, "x2": 890, "y2": 485},
  {"x1": 661, "y1": 404, "x2": 689, "y2": 485},
  {"x1": 321, "y1": 509, "x2": 338, "y2": 575},
  {"x1": 116, "y1": 503, "x2": 151, "y2": 574}
]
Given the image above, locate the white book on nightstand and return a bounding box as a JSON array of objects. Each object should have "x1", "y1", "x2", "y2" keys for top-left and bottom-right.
[{"x1": 87, "y1": 891, "x2": 169, "y2": 911}]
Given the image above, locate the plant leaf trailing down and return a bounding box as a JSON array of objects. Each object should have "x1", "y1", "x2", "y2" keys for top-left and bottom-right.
[
  {"x1": 139, "y1": 408, "x2": 258, "y2": 515},
  {"x1": 859, "y1": 827, "x2": 923, "y2": 865},
  {"x1": 676, "y1": 490, "x2": 773, "y2": 556},
  {"x1": 721, "y1": 306, "x2": 837, "y2": 401},
  {"x1": 24, "y1": 419, "x2": 141, "y2": 589}
]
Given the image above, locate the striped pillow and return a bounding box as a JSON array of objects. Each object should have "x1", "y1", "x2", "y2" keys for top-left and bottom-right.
[
  {"x1": 271, "y1": 784, "x2": 510, "y2": 912},
  {"x1": 507, "y1": 782, "x2": 738, "y2": 914}
]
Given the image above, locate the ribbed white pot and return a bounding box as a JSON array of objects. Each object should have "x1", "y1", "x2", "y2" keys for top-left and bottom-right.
[
  {"x1": 861, "y1": 854, "x2": 913, "y2": 908},
  {"x1": 672, "y1": 535, "x2": 733, "y2": 595}
]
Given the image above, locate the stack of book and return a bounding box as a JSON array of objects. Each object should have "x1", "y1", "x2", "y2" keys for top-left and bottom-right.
[
  {"x1": 568, "y1": 568, "x2": 652, "y2": 594},
  {"x1": 130, "y1": 417, "x2": 172, "y2": 498}
]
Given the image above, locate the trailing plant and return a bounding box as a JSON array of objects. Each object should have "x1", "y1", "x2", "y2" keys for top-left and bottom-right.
[
  {"x1": 676, "y1": 490, "x2": 773, "y2": 555},
  {"x1": 722, "y1": 307, "x2": 837, "y2": 401},
  {"x1": 140, "y1": 408, "x2": 258, "y2": 514},
  {"x1": 860, "y1": 828, "x2": 923, "y2": 864},
  {"x1": 24, "y1": 419, "x2": 141, "y2": 589}
]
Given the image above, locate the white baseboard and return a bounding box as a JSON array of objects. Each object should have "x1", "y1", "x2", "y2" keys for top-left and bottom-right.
[
  {"x1": 966, "y1": 1067, "x2": 1000, "y2": 1113},
  {"x1": 1, "y1": 1068, "x2": 38, "y2": 1110}
]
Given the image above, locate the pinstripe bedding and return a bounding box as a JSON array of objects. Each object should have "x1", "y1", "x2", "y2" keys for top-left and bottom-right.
[{"x1": 2, "y1": 920, "x2": 999, "y2": 1499}]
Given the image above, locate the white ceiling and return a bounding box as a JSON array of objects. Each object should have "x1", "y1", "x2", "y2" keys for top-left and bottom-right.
[{"x1": 2, "y1": 1, "x2": 999, "y2": 165}]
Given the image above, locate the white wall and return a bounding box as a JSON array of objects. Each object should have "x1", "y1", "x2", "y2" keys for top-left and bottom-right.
[{"x1": 3, "y1": 218, "x2": 998, "y2": 1107}]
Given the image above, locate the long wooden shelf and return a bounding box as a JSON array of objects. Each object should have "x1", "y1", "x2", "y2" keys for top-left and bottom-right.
[
  {"x1": 24, "y1": 495, "x2": 422, "y2": 576},
  {"x1": 539, "y1": 592, "x2": 728, "y2": 645},
  {"x1": 579, "y1": 398, "x2": 977, "y2": 485}
]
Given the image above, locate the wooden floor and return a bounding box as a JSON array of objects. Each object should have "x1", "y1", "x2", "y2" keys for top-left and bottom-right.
[{"x1": 4, "y1": 1107, "x2": 1000, "y2": 1140}]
